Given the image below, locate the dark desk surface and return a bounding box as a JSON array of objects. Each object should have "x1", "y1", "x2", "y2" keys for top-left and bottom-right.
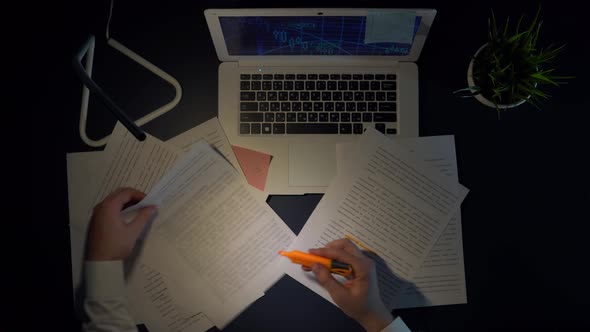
[{"x1": 33, "y1": 0, "x2": 589, "y2": 331}]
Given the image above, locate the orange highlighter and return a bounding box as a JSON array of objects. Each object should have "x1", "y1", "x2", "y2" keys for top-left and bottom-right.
[{"x1": 279, "y1": 250, "x2": 353, "y2": 277}]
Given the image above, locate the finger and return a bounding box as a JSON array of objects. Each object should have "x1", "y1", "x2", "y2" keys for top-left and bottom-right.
[
  {"x1": 312, "y1": 263, "x2": 346, "y2": 297},
  {"x1": 325, "y1": 238, "x2": 364, "y2": 257},
  {"x1": 127, "y1": 206, "x2": 157, "y2": 237},
  {"x1": 109, "y1": 188, "x2": 147, "y2": 208}
]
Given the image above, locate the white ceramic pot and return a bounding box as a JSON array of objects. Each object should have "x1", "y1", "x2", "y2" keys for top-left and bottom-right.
[{"x1": 467, "y1": 43, "x2": 527, "y2": 109}]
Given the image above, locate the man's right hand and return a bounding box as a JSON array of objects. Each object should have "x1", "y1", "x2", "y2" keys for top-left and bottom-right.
[{"x1": 303, "y1": 238, "x2": 394, "y2": 332}]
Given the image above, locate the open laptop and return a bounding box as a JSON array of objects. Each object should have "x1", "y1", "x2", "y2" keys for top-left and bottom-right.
[{"x1": 204, "y1": 8, "x2": 436, "y2": 194}]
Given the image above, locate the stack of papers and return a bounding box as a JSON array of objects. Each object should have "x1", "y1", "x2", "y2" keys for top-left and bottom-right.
[{"x1": 67, "y1": 118, "x2": 470, "y2": 331}]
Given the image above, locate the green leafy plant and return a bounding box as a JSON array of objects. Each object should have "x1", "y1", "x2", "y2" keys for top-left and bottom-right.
[{"x1": 467, "y1": 7, "x2": 571, "y2": 112}]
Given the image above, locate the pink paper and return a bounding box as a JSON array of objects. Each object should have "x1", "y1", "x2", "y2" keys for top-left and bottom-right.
[{"x1": 231, "y1": 145, "x2": 272, "y2": 191}]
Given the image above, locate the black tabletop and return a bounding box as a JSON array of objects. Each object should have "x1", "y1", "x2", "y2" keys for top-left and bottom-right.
[{"x1": 32, "y1": 0, "x2": 589, "y2": 331}]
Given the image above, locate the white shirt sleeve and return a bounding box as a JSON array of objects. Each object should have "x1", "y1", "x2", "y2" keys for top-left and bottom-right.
[
  {"x1": 381, "y1": 316, "x2": 411, "y2": 332},
  {"x1": 82, "y1": 261, "x2": 138, "y2": 332}
]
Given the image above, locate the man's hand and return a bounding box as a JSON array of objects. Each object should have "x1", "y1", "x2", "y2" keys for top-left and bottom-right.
[
  {"x1": 303, "y1": 239, "x2": 393, "y2": 332},
  {"x1": 86, "y1": 187, "x2": 157, "y2": 261}
]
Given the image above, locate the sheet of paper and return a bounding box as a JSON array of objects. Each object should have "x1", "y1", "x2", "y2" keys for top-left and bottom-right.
[
  {"x1": 167, "y1": 117, "x2": 268, "y2": 201},
  {"x1": 364, "y1": 10, "x2": 416, "y2": 44},
  {"x1": 67, "y1": 151, "x2": 213, "y2": 331},
  {"x1": 282, "y1": 128, "x2": 469, "y2": 309},
  {"x1": 337, "y1": 136, "x2": 467, "y2": 308},
  {"x1": 135, "y1": 141, "x2": 295, "y2": 328},
  {"x1": 231, "y1": 145, "x2": 272, "y2": 191}
]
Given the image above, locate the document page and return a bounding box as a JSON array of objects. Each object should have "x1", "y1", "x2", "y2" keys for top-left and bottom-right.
[
  {"x1": 337, "y1": 136, "x2": 467, "y2": 308},
  {"x1": 134, "y1": 141, "x2": 295, "y2": 328},
  {"x1": 283, "y1": 129, "x2": 469, "y2": 309}
]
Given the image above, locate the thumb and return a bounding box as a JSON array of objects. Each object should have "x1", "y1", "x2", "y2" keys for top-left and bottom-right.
[
  {"x1": 128, "y1": 206, "x2": 157, "y2": 235},
  {"x1": 312, "y1": 263, "x2": 345, "y2": 297}
]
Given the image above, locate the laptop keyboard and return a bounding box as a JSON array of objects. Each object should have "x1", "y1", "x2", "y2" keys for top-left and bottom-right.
[{"x1": 239, "y1": 73, "x2": 397, "y2": 135}]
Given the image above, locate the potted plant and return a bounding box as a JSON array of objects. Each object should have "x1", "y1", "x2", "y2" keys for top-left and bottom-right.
[{"x1": 462, "y1": 7, "x2": 571, "y2": 116}]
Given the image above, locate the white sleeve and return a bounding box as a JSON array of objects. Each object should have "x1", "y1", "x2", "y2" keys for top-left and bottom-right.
[
  {"x1": 381, "y1": 316, "x2": 411, "y2": 332},
  {"x1": 82, "y1": 261, "x2": 138, "y2": 332}
]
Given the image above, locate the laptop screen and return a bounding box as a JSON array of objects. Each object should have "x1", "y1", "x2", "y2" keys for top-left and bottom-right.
[{"x1": 219, "y1": 15, "x2": 422, "y2": 56}]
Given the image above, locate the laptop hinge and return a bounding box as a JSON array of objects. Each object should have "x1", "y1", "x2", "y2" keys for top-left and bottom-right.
[{"x1": 238, "y1": 58, "x2": 401, "y2": 67}]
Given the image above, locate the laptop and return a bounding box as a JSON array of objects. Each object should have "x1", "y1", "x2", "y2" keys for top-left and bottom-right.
[{"x1": 204, "y1": 8, "x2": 436, "y2": 194}]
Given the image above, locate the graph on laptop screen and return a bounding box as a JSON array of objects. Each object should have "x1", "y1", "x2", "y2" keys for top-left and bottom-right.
[{"x1": 219, "y1": 16, "x2": 422, "y2": 56}]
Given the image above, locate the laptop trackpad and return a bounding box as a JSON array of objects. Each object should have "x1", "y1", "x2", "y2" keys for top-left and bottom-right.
[{"x1": 289, "y1": 143, "x2": 337, "y2": 187}]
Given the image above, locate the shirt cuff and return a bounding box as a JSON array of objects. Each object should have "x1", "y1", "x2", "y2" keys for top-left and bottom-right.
[
  {"x1": 381, "y1": 316, "x2": 411, "y2": 332},
  {"x1": 85, "y1": 260, "x2": 125, "y2": 298}
]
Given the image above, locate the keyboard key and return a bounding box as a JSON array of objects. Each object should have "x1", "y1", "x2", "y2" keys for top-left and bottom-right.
[
  {"x1": 375, "y1": 123, "x2": 386, "y2": 133},
  {"x1": 273, "y1": 81, "x2": 283, "y2": 90},
  {"x1": 287, "y1": 123, "x2": 338, "y2": 134},
  {"x1": 262, "y1": 123, "x2": 272, "y2": 134},
  {"x1": 311, "y1": 92, "x2": 321, "y2": 101},
  {"x1": 349, "y1": 81, "x2": 359, "y2": 90},
  {"x1": 386, "y1": 128, "x2": 397, "y2": 134},
  {"x1": 319, "y1": 113, "x2": 329, "y2": 122},
  {"x1": 330, "y1": 74, "x2": 340, "y2": 80},
  {"x1": 322, "y1": 92, "x2": 332, "y2": 100},
  {"x1": 333, "y1": 92, "x2": 342, "y2": 101},
  {"x1": 341, "y1": 74, "x2": 352, "y2": 80},
  {"x1": 360, "y1": 81, "x2": 370, "y2": 90},
  {"x1": 382, "y1": 81, "x2": 396, "y2": 90},
  {"x1": 303, "y1": 102, "x2": 312, "y2": 112},
  {"x1": 376, "y1": 92, "x2": 386, "y2": 101},
  {"x1": 340, "y1": 113, "x2": 350, "y2": 122},
  {"x1": 274, "y1": 74, "x2": 284, "y2": 80},
  {"x1": 289, "y1": 91, "x2": 299, "y2": 101},
  {"x1": 284, "y1": 81, "x2": 294, "y2": 90},
  {"x1": 308, "y1": 112, "x2": 318, "y2": 122},
  {"x1": 338, "y1": 81, "x2": 348, "y2": 90},
  {"x1": 263, "y1": 74, "x2": 273, "y2": 80},
  {"x1": 319, "y1": 74, "x2": 329, "y2": 79},
  {"x1": 335, "y1": 102, "x2": 345, "y2": 112},
  {"x1": 240, "y1": 92, "x2": 256, "y2": 101},
  {"x1": 353, "y1": 123, "x2": 364, "y2": 134},
  {"x1": 365, "y1": 92, "x2": 375, "y2": 101},
  {"x1": 368, "y1": 102, "x2": 378, "y2": 111},
  {"x1": 387, "y1": 92, "x2": 396, "y2": 101},
  {"x1": 240, "y1": 81, "x2": 250, "y2": 90},
  {"x1": 352, "y1": 74, "x2": 363, "y2": 80},
  {"x1": 300, "y1": 91, "x2": 310, "y2": 101},
  {"x1": 273, "y1": 123, "x2": 285, "y2": 134},
  {"x1": 370, "y1": 81, "x2": 380, "y2": 90},
  {"x1": 287, "y1": 113, "x2": 297, "y2": 122},
  {"x1": 292, "y1": 102, "x2": 302, "y2": 112},
  {"x1": 259, "y1": 102, "x2": 269, "y2": 112},
  {"x1": 297, "y1": 74, "x2": 307, "y2": 80},
  {"x1": 325, "y1": 102, "x2": 334, "y2": 112},
  {"x1": 270, "y1": 102, "x2": 280, "y2": 111},
  {"x1": 240, "y1": 74, "x2": 251, "y2": 80},
  {"x1": 313, "y1": 102, "x2": 323, "y2": 111},
  {"x1": 295, "y1": 81, "x2": 305, "y2": 90},
  {"x1": 279, "y1": 92, "x2": 289, "y2": 101},
  {"x1": 306, "y1": 81, "x2": 316, "y2": 90},
  {"x1": 285, "y1": 74, "x2": 295, "y2": 80},
  {"x1": 328, "y1": 81, "x2": 337, "y2": 90},
  {"x1": 308, "y1": 74, "x2": 318, "y2": 80},
  {"x1": 262, "y1": 81, "x2": 272, "y2": 90},
  {"x1": 373, "y1": 113, "x2": 396, "y2": 122},
  {"x1": 329, "y1": 113, "x2": 340, "y2": 122},
  {"x1": 240, "y1": 123, "x2": 250, "y2": 134},
  {"x1": 375, "y1": 74, "x2": 385, "y2": 80},
  {"x1": 363, "y1": 74, "x2": 374, "y2": 80},
  {"x1": 354, "y1": 92, "x2": 364, "y2": 101},
  {"x1": 346, "y1": 102, "x2": 356, "y2": 112},
  {"x1": 268, "y1": 91, "x2": 278, "y2": 101},
  {"x1": 240, "y1": 102, "x2": 258, "y2": 111},
  {"x1": 240, "y1": 113, "x2": 263, "y2": 122},
  {"x1": 252, "y1": 74, "x2": 262, "y2": 80},
  {"x1": 281, "y1": 102, "x2": 291, "y2": 112},
  {"x1": 264, "y1": 113, "x2": 275, "y2": 122},
  {"x1": 386, "y1": 74, "x2": 396, "y2": 80},
  {"x1": 251, "y1": 123, "x2": 261, "y2": 134},
  {"x1": 251, "y1": 81, "x2": 261, "y2": 90},
  {"x1": 363, "y1": 113, "x2": 372, "y2": 122},
  {"x1": 352, "y1": 113, "x2": 361, "y2": 122},
  {"x1": 357, "y1": 102, "x2": 367, "y2": 112},
  {"x1": 317, "y1": 81, "x2": 326, "y2": 90},
  {"x1": 379, "y1": 103, "x2": 396, "y2": 112},
  {"x1": 343, "y1": 92, "x2": 353, "y2": 101},
  {"x1": 257, "y1": 91, "x2": 266, "y2": 101},
  {"x1": 340, "y1": 123, "x2": 352, "y2": 134},
  {"x1": 297, "y1": 113, "x2": 307, "y2": 122}
]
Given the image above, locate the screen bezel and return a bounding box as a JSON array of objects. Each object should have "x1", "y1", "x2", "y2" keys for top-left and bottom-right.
[{"x1": 204, "y1": 8, "x2": 437, "y2": 62}]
